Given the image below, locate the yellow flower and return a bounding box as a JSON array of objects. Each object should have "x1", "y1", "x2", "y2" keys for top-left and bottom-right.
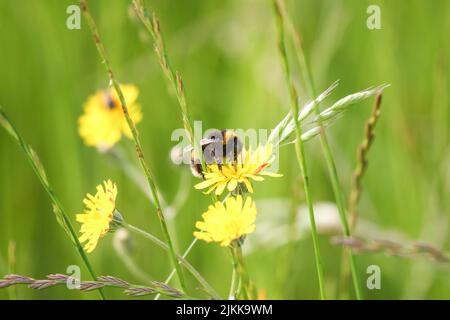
[
  {"x1": 194, "y1": 195, "x2": 257, "y2": 247},
  {"x1": 76, "y1": 180, "x2": 118, "y2": 253},
  {"x1": 78, "y1": 84, "x2": 142, "y2": 150},
  {"x1": 194, "y1": 143, "x2": 282, "y2": 196}
]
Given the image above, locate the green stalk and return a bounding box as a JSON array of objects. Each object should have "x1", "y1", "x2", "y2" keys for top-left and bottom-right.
[
  {"x1": 79, "y1": 0, "x2": 187, "y2": 294},
  {"x1": 132, "y1": 3, "x2": 226, "y2": 296},
  {"x1": 122, "y1": 222, "x2": 221, "y2": 300},
  {"x1": 276, "y1": 0, "x2": 362, "y2": 299},
  {"x1": 273, "y1": 0, "x2": 326, "y2": 299},
  {"x1": 7, "y1": 241, "x2": 17, "y2": 300},
  {"x1": 154, "y1": 193, "x2": 220, "y2": 301},
  {"x1": 132, "y1": 0, "x2": 204, "y2": 171},
  {"x1": 154, "y1": 237, "x2": 198, "y2": 300},
  {"x1": 230, "y1": 245, "x2": 256, "y2": 300},
  {"x1": 0, "y1": 106, "x2": 106, "y2": 300},
  {"x1": 228, "y1": 261, "x2": 239, "y2": 300}
]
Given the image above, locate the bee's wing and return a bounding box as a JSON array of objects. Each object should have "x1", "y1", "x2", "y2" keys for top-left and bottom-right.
[
  {"x1": 182, "y1": 138, "x2": 215, "y2": 155},
  {"x1": 182, "y1": 145, "x2": 194, "y2": 155}
]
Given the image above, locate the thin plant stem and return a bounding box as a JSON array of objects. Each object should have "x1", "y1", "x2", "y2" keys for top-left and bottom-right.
[
  {"x1": 108, "y1": 146, "x2": 167, "y2": 208},
  {"x1": 0, "y1": 106, "x2": 106, "y2": 300},
  {"x1": 230, "y1": 245, "x2": 256, "y2": 300},
  {"x1": 79, "y1": 0, "x2": 187, "y2": 293},
  {"x1": 154, "y1": 193, "x2": 223, "y2": 301},
  {"x1": 154, "y1": 237, "x2": 198, "y2": 300},
  {"x1": 0, "y1": 274, "x2": 189, "y2": 299},
  {"x1": 122, "y1": 222, "x2": 221, "y2": 300},
  {"x1": 7, "y1": 241, "x2": 17, "y2": 300},
  {"x1": 112, "y1": 229, "x2": 153, "y2": 284},
  {"x1": 273, "y1": 0, "x2": 326, "y2": 300},
  {"x1": 108, "y1": 145, "x2": 192, "y2": 222},
  {"x1": 132, "y1": 2, "x2": 227, "y2": 292},
  {"x1": 348, "y1": 92, "x2": 383, "y2": 229},
  {"x1": 276, "y1": 0, "x2": 362, "y2": 299},
  {"x1": 338, "y1": 91, "x2": 383, "y2": 298},
  {"x1": 228, "y1": 263, "x2": 238, "y2": 300},
  {"x1": 132, "y1": 0, "x2": 205, "y2": 170}
]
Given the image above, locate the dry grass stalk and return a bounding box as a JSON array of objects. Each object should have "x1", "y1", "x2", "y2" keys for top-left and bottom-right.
[
  {"x1": 348, "y1": 91, "x2": 383, "y2": 229},
  {"x1": 0, "y1": 274, "x2": 184, "y2": 298},
  {"x1": 332, "y1": 237, "x2": 449, "y2": 263}
]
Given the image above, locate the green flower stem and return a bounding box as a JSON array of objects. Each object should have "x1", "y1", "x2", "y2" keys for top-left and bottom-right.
[
  {"x1": 79, "y1": 0, "x2": 187, "y2": 294},
  {"x1": 273, "y1": 0, "x2": 326, "y2": 300},
  {"x1": 230, "y1": 245, "x2": 256, "y2": 300},
  {"x1": 154, "y1": 194, "x2": 221, "y2": 301},
  {"x1": 228, "y1": 262, "x2": 239, "y2": 300},
  {"x1": 154, "y1": 237, "x2": 198, "y2": 300},
  {"x1": 276, "y1": 0, "x2": 362, "y2": 299},
  {"x1": 122, "y1": 222, "x2": 221, "y2": 300},
  {"x1": 0, "y1": 106, "x2": 106, "y2": 300}
]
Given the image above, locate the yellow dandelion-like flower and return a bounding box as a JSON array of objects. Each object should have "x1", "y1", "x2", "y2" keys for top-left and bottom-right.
[
  {"x1": 194, "y1": 143, "x2": 282, "y2": 196},
  {"x1": 78, "y1": 84, "x2": 143, "y2": 150},
  {"x1": 76, "y1": 180, "x2": 118, "y2": 253},
  {"x1": 194, "y1": 195, "x2": 257, "y2": 247}
]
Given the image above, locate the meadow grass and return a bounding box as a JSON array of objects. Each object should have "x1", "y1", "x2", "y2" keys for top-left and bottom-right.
[
  {"x1": 274, "y1": 0, "x2": 363, "y2": 299},
  {"x1": 0, "y1": 106, "x2": 106, "y2": 300},
  {"x1": 79, "y1": 0, "x2": 187, "y2": 294},
  {"x1": 273, "y1": 0, "x2": 326, "y2": 299},
  {"x1": 0, "y1": 0, "x2": 449, "y2": 300}
]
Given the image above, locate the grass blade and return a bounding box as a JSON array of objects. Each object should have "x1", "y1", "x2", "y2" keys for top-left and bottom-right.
[
  {"x1": 79, "y1": 0, "x2": 187, "y2": 294},
  {"x1": 273, "y1": 0, "x2": 326, "y2": 299},
  {"x1": 0, "y1": 106, "x2": 106, "y2": 300}
]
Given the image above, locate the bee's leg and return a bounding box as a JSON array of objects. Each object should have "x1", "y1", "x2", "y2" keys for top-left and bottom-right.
[
  {"x1": 224, "y1": 136, "x2": 243, "y2": 165},
  {"x1": 190, "y1": 158, "x2": 204, "y2": 178}
]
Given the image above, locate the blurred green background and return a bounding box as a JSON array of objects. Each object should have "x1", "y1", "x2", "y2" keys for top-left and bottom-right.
[{"x1": 0, "y1": 0, "x2": 449, "y2": 299}]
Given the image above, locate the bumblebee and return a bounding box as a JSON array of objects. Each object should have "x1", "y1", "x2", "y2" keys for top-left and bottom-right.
[
  {"x1": 103, "y1": 91, "x2": 117, "y2": 109},
  {"x1": 190, "y1": 129, "x2": 243, "y2": 178}
]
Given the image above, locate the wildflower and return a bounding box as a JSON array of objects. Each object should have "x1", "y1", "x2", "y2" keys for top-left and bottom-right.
[
  {"x1": 76, "y1": 180, "x2": 118, "y2": 253},
  {"x1": 194, "y1": 143, "x2": 282, "y2": 196},
  {"x1": 194, "y1": 195, "x2": 257, "y2": 247},
  {"x1": 78, "y1": 84, "x2": 142, "y2": 150}
]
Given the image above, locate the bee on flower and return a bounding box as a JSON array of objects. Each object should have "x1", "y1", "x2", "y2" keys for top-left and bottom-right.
[
  {"x1": 78, "y1": 84, "x2": 142, "y2": 151},
  {"x1": 194, "y1": 142, "x2": 282, "y2": 196},
  {"x1": 194, "y1": 195, "x2": 257, "y2": 247},
  {"x1": 76, "y1": 180, "x2": 122, "y2": 253}
]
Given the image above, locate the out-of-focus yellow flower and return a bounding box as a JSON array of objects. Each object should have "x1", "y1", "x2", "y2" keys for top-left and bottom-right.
[
  {"x1": 194, "y1": 195, "x2": 257, "y2": 247},
  {"x1": 257, "y1": 288, "x2": 267, "y2": 300},
  {"x1": 194, "y1": 143, "x2": 282, "y2": 196},
  {"x1": 78, "y1": 84, "x2": 142, "y2": 150},
  {"x1": 76, "y1": 180, "x2": 118, "y2": 253}
]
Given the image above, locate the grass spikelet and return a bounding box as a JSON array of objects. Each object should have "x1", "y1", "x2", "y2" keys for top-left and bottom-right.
[
  {"x1": 0, "y1": 273, "x2": 185, "y2": 299},
  {"x1": 349, "y1": 91, "x2": 383, "y2": 228},
  {"x1": 132, "y1": 0, "x2": 198, "y2": 157},
  {"x1": 332, "y1": 236, "x2": 450, "y2": 263},
  {"x1": 317, "y1": 85, "x2": 389, "y2": 123}
]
